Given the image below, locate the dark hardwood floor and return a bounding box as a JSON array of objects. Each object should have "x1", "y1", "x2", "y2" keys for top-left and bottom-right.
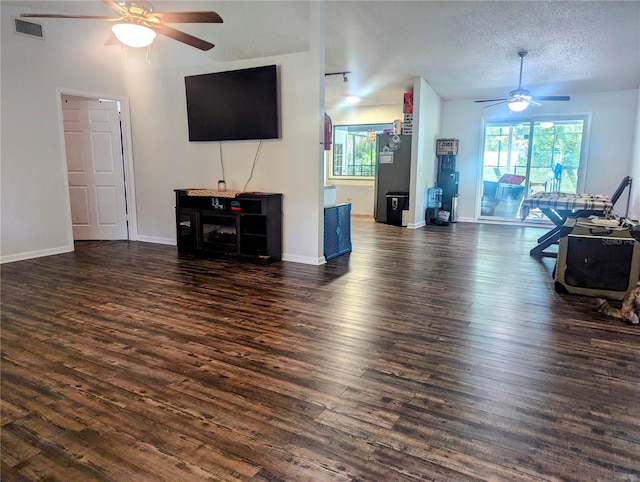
[{"x1": 2, "y1": 217, "x2": 639, "y2": 481}]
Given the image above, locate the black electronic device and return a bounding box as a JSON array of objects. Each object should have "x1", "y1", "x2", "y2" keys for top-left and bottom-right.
[
  {"x1": 435, "y1": 139, "x2": 459, "y2": 224},
  {"x1": 185, "y1": 65, "x2": 280, "y2": 142},
  {"x1": 438, "y1": 171, "x2": 459, "y2": 223},
  {"x1": 554, "y1": 218, "x2": 640, "y2": 300},
  {"x1": 440, "y1": 154, "x2": 456, "y2": 172}
]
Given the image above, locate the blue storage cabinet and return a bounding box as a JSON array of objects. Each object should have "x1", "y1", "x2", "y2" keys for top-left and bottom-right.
[{"x1": 324, "y1": 203, "x2": 352, "y2": 260}]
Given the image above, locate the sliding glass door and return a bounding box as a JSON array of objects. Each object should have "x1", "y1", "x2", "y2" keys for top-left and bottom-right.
[{"x1": 479, "y1": 117, "x2": 587, "y2": 220}]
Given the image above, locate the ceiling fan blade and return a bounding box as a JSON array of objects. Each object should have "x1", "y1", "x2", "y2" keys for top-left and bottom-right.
[
  {"x1": 155, "y1": 24, "x2": 214, "y2": 51},
  {"x1": 483, "y1": 100, "x2": 509, "y2": 108},
  {"x1": 20, "y1": 13, "x2": 114, "y2": 20},
  {"x1": 153, "y1": 11, "x2": 223, "y2": 23},
  {"x1": 101, "y1": 0, "x2": 128, "y2": 16},
  {"x1": 477, "y1": 52, "x2": 570, "y2": 109},
  {"x1": 532, "y1": 96, "x2": 571, "y2": 101},
  {"x1": 475, "y1": 98, "x2": 508, "y2": 103}
]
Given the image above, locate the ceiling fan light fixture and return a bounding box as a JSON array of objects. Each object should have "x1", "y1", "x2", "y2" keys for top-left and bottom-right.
[
  {"x1": 508, "y1": 99, "x2": 529, "y2": 112},
  {"x1": 112, "y1": 23, "x2": 156, "y2": 48}
]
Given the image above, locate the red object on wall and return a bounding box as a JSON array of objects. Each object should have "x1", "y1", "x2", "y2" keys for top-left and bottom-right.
[
  {"x1": 403, "y1": 93, "x2": 414, "y2": 114},
  {"x1": 324, "y1": 112, "x2": 332, "y2": 150}
]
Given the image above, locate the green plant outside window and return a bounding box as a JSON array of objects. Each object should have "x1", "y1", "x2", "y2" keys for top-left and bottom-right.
[{"x1": 332, "y1": 123, "x2": 393, "y2": 178}]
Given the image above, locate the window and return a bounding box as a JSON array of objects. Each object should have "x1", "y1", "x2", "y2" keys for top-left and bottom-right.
[
  {"x1": 480, "y1": 117, "x2": 587, "y2": 220},
  {"x1": 331, "y1": 123, "x2": 393, "y2": 178}
]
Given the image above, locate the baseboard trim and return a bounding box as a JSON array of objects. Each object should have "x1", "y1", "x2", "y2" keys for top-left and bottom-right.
[
  {"x1": 1, "y1": 245, "x2": 73, "y2": 264},
  {"x1": 282, "y1": 253, "x2": 326, "y2": 265},
  {"x1": 136, "y1": 235, "x2": 176, "y2": 245}
]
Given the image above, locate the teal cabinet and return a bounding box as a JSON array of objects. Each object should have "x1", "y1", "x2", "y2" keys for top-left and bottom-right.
[{"x1": 324, "y1": 203, "x2": 352, "y2": 260}]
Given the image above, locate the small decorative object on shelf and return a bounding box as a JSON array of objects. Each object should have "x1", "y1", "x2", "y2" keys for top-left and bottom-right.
[{"x1": 217, "y1": 180, "x2": 226, "y2": 192}]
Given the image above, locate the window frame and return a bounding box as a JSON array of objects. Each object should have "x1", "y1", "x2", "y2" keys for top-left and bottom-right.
[
  {"x1": 478, "y1": 113, "x2": 591, "y2": 220},
  {"x1": 328, "y1": 123, "x2": 394, "y2": 181}
]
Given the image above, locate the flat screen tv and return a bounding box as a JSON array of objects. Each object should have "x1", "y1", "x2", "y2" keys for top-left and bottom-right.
[{"x1": 185, "y1": 65, "x2": 280, "y2": 142}]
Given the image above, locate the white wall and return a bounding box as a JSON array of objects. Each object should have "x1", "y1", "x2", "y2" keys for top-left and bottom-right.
[
  {"x1": 1, "y1": 3, "x2": 326, "y2": 264},
  {"x1": 629, "y1": 87, "x2": 640, "y2": 221},
  {"x1": 2, "y1": 1, "x2": 637, "y2": 263},
  {"x1": 0, "y1": 5, "x2": 128, "y2": 261},
  {"x1": 410, "y1": 77, "x2": 443, "y2": 227},
  {"x1": 442, "y1": 89, "x2": 639, "y2": 220},
  {"x1": 124, "y1": 51, "x2": 324, "y2": 264}
]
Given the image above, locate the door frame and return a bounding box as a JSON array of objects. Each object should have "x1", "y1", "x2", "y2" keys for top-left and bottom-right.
[
  {"x1": 56, "y1": 87, "x2": 138, "y2": 246},
  {"x1": 476, "y1": 113, "x2": 592, "y2": 223}
]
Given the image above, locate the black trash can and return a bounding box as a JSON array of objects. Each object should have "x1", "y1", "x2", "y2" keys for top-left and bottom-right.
[
  {"x1": 425, "y1": 207, "x2": 438, "y2": 225},
  {"x1": 386, "y1": 192, "x2": 409, "y2": 226}
]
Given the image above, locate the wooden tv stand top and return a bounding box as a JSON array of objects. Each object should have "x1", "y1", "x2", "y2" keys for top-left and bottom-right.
[{"x1": 178, "y1": 189, "x2": 278, "y2": 198}]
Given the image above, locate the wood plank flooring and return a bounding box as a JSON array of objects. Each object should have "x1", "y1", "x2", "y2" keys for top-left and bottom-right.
[{"x1": 2, "y1": 218, "x2": 639, "y2": 481}]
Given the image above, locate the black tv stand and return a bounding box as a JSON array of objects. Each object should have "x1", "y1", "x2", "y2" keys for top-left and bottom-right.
[{"x1": 175, "y1": 189, "x2": 282, "y2": 263}]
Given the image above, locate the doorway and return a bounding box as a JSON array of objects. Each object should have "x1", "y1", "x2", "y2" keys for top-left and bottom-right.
[
  {"x1": 479, "y1": 117, "x2": 588, "y2": 221},
  {"x1": 59, "y1": 92, "x2": 137, "y2": 243}
]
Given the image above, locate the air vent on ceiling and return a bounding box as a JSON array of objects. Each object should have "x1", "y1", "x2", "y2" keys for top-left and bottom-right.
[{"x1": 14, "y1": 18, "x2": 44, "y2": 39}]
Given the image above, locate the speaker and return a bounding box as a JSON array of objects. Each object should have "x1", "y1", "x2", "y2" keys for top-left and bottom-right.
[{"x1": 554, "y1": 218, "x2": 640, "y2": 300}]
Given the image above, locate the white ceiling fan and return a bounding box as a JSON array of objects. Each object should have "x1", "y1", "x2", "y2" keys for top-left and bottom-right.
[{"x1": 475, "y1": 51, "x2": 570, "y2": 112}]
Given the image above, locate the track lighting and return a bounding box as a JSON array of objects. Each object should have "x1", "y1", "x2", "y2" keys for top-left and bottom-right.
[
  {"x1": 325, "y1": 71, "x2": 351, "y2": 82},
  {"x1": 325, "y1": 71, "x2": 361, "y2": 103}
]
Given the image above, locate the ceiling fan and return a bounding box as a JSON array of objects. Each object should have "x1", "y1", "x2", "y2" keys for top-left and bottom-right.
[
  {"x1": 20, "y1": 0, "x2": 222, "y2": 51},
  {"x1": 475, "y1": 51, "x2": 570, "y2": 112}
]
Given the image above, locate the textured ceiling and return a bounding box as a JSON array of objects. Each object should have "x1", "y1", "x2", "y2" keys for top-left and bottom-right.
[
  {"x1": 5, "y1": 1, "x2": 640, "y2": 109},
  {"x1": 325, "y1": 1, "x2": 640, "y2": 107}
]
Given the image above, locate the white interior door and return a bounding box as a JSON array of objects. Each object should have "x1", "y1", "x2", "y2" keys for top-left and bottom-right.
[{"x1": 63, "y1": 98, "x2": 128, "y2": 240}]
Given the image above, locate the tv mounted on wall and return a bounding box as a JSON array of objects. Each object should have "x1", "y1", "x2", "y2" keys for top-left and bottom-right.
[{"x1": 185, "y1": 64, "x2": 280, "y2": 142}]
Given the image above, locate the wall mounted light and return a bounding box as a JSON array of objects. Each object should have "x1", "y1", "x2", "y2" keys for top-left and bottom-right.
[{"x1": 112, "y1": 23, "x2": 157, "y2": 48}]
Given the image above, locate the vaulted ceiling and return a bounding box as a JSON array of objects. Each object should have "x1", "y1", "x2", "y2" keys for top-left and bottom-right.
[{"x1": 5, "y1": 1, "x2": 640, "y2": 109}]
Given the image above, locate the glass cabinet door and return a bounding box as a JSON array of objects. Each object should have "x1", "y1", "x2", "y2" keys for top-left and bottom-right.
[
  {"x1": 177, "y1": 209, "x2": 197, "y2": 248},
  {"x1": 200, "y1": 212, "x2": 238, "y2": 252}
]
